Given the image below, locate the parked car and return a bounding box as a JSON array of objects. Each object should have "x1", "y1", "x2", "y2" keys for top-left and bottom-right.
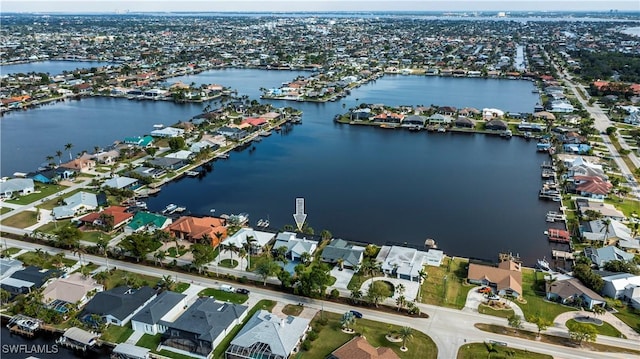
[
  {"x1": 350, "y1": 310, "x2": 363, "y2": 319},
  {"x1": 236, "y1": 288, "x2": 250, "y2": 295},
  {"x1": 487, "y1": 294, "x2": 500, "y2": 300},
  {"x1": 220, "y1": 284, "x2": 236, "y2": 293},
  {"x1": 479, "y1": 287, "x2": 491, "y2": 294}
]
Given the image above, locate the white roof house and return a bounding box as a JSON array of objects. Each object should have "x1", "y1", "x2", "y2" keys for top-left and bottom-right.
[
  {"x1": 584, "y1": 246, "x2": 635, "y2": 269},
  {"x1": 150, "y1": 127, "x2": 184, "y2": 138},
  {"x1": 42, "y1": 272, "x2": 104, "y2": 306},
  {"x1": 581, "y1": 219, "x2": 636, "y2": 246},
  {"x1": 102, "y1": 176, "x2": 138, "y2": 190},
  {"x1": 602, "y1": 273, "x2": 640, "y2": 304},
  {"x1": 225, "y1": 310, "x2": 310, "y2": 359},
  {"x1": 223, "y1": 228, "x2": 275, "y2": 254},
  {"x1": 164, "y1": 150, "x2": 193, "y2": 160},
  {"x1": 0, "y1": 178, "x2": 35, "y2": 198},
  {"x1": 52, "y1": 191, "x2": 98, "y2": 219},
  {"x1": 376, "y1": 245, "x2": 439, "y2": 282},
  {"x1": 273, "y1": 232, "x2": 317, "y2": 261}
]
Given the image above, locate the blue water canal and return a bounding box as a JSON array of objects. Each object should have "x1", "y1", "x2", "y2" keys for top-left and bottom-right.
[{"x1": 1, "y1": 68, "x2": 559, "y2": 265}]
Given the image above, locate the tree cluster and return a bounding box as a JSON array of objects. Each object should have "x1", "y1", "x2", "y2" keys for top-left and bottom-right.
[{"x1": 573, "y1": 263, "x2": 604, "y2": 293}]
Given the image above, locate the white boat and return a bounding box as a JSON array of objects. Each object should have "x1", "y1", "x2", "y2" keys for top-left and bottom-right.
[
  {"x1": 153, "y1": 124, "x2": 164, "y2": 129},
  {"x1": 536, "y1": 258, "x2": 550, "y2": 271},
  {"x1": 16, "y1": 319, "x2": 39, "y2": 331},
  {"x1": 162, "y1": 204, "x2": 178, "y2": 214},
  {"x1": 259, "y1": 130, "x2": 272, "y2": 137}
]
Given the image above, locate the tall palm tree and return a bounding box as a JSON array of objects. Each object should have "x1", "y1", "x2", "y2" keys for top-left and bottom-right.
[
  {"x1": 65, "y1": 143, "x2": 74, "y2": 160},
  {"x1": 45, "y1": 155, "x2": 55, "y2": 167},
  {"x1": 340, "y1": 311, "x2": 356, "y2": 331},
  {"x1": 55, "y1": 150, "x2": 63, "y2": 164},
  {"x1": 399, "y1": 326, "x2": 413, "y2": 351},
  {"x1": 155, "y1": 250, "x2": 166, "y2": 267},
  {"x1": 600, "y1": 218, "x2": 612, "y2": 247},
  {"x1": 238, "y1": 248, "x2": 247, "y2": 270},
  {"x1": 396, "y1": 295, "x2": 407, "y2": 311},
  {"x1": 396, "y1": 283, "x2": 406, "y2": 297}
]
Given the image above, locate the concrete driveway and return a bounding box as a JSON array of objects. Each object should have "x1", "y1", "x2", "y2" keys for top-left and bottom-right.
[
  {"x1": 463, "y1": 286, "x2": 525, "y2": 318},
  {"x1": 329, "y1": 267, "x2": 355, "y2": 290}
]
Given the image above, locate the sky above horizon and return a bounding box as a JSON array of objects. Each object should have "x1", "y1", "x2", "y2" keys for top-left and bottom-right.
[{"x1": 1, "y1": 1, "x2": 639, "y2": 13}]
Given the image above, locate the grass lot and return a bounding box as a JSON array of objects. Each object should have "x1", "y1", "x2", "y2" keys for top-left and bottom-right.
[
  {"x1": 282, "y1": 304, "x2": 304, "y2": 316},
  {"x1": 212, "y1": 299, "x2": 276, "y2": 359},
  {"x1": 566, "y1": 319, "x2": 624, "y2": 338},
  {"x1": 137, "y1": 333, "x2": 161, "y2": 350},
  {"x1": 36, "y1": 220, "x2": 113, "y2": 243},
  {"x1": 198, "y1": 288, "x2": 248, "y2": 304},
  {"x1": 220, "y1": 258, "x2": 238, "y2": 268},
  {"x1": 0, "y1": 207, "x2": 13, "y2": 215},
  {"x1": 518, "y1": 269, "x2": 575, "y2": 322},
  {"x1": 100, "y1": 269, "x2": 159, "y2": 290},
  {"x1": 420, "y1": 257, "x2": 473, "y2": 309},
  {"x1": 301, "y1": 311, "x2": 437, "y2": 359},
  {"x1": 457, "y1": 343, "x2": 552, "y2": 359},
  {"x1": 72, "y1": 263, "x2": 100, "y2": 274},
  {"x1": 478, "y1": 304, "x2": 515, "y2": 319},
  {"x1": 5, "y1": 184, "x2": 69, "y2": 205},
  {"x1": 17, "y1": 251, "x2": 76, "y2": 269},
  {"x1": 38, "y1": 188, "x2": 89, "y2": 210},
  {"x1": 1, "y1": 210, "x2": 38, "y2": 228},
  {"x1": 101, "y1": 323, "x2": 133, "y2": 343},
  {"x1": 609, "y1": 303, "x2": 640, "y2": 334},
  {"x1": 174, "y1": 282, "x2": 190, "y2": 293},
  {"x1": 167, "y1": 246, "x2": 188, "y2": 258},
  {"x1": 1, "y1": 247, "x2": 22, "y2": 257},
  {"x1": 605, "y1": 196, "x2": 640, "y2": 217}
]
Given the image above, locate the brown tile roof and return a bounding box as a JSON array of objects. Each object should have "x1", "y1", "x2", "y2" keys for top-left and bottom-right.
[
  {"x1": 79, "y1": 206, "x2": 133, "y2": 227},
  {"x1": 467, "y1": 261, "x2": 523, "y2": 296},
  {"x1": 168, "y1": 216, "x2": 227, "y2": 245},
  {"x1": 331, "y1": 337, "x2": 400, "y2": 359}
]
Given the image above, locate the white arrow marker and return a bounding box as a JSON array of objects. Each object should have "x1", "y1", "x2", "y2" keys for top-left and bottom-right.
[{"x1": 293, "y1": 197, "x2": 307, "y2": 231}]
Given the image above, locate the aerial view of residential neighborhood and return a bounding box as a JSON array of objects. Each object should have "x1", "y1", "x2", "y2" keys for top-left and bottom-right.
[{"x1": 2, "y1": 1, "x2": 640, "y2": 359}]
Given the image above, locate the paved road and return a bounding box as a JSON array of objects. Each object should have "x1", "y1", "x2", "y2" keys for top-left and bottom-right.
[{"x1": 2, "y1": 237, "x2": 638, "y2": 359}]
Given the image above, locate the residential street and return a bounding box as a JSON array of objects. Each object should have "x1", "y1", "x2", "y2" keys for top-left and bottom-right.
[{"x1": 1, "y1": 237, "x2": 637, "y2": 359}]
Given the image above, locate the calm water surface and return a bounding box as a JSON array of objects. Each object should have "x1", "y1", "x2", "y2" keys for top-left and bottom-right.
[{"x1": 1, "y1": 68, "x2": 559, "y2": 264}]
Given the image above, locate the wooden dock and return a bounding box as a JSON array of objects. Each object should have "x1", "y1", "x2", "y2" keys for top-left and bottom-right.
[
  {"x1": 8, "y1": 324, "x2": 36, "y2": 337},
  {"x1": 552, "y1": 250, "x2": 574, "y2": 260}
]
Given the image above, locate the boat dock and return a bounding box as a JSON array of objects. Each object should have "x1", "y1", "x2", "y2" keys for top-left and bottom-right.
[
  {"x1": 546, "y1": 211, "x2": 567, "y2": 222},
  {"x1": 552, "y1": 250, "x2": 574, "y2": 260},
  {"x1": 546, "y1": 228, "x2": 571, "y2": 243},
  {"x1": 6, "y1": 315, "x2": 41, "y2": 337}
]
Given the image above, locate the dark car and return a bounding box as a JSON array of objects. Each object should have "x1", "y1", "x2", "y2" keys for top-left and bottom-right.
[
  {"x1": 350, "y1": 310, "x2": 363, "y2": 319},
  {"x1": 236, "y1": 288, "x2": 250, "y2": 295}
]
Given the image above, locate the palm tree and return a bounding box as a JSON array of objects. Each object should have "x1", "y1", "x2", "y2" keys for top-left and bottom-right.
[
  {"x1": 396, "y1": 283, "x2": 406, "y2": 297},
  {"x1": 65, "y1": 143, "x2": 74, "y2": 160},
  {"x1": 399, "y1": 326, "x2": 413, "y2": 351},
  {"x1": 336, "y1": 258, "x2": 345, "y2": 271},
  {"x1": 350, "y1": 289, "x2": 363, "y2": 304},
  {"x1": 300, "y1": 251, "x2": 311, "y2": 265},
  {"x1": 45, "y1": 155, "x2": 55, "y2": 167},
  {"x1": 55, "y1": 150, "x2": 63, "y2": 164},
  {"x1": 340, "y1": 311, "x2": 356, "y2": 331},
  {"x1": 154, "y1": 250, "x2": 166, "y2": 267},
  {"x1": 238, "y1": 248, "x2": 247, "y2": 270},
  {"x1": 396, "y1": 295, "x2": 407, "y2": 312},
  {"x1": 417, "y1": 268, "x2": 427, "y2": 300},
  {"x1": 160, "y1": 275, "x2": 175, "y2": 291},
  {"x1": 600, "y1": 218, "x2": 612, "y2": 247},
  {"x1": 72, "y1": 244, "x2": 86, "y2": 267}
]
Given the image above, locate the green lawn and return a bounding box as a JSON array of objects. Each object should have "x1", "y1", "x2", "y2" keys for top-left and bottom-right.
[
  {"x1": 36, "y1": 220, "x2": 113, "y2": 243},
  {"x1": 0, "y1": 207, "x2": 13, "y2": 215},
  {"x1": 420, "y1": 257, "x2": 473, "y2": 309},
  {"x1": 198, "y1": 288, "x2": 248, "y2": 304},
  {"x1": 167, "y1": 246, "x2": 188, "y2": 258},
  {"x1": 17, "y1": 251, "x2": 76, "y2": 269},
  {"x1": 37, "y1": 219, "x2": 72, "y2": 233},
  {"x1": 99, "y1": 269, "x2": 159, "y2": 290},
  {"x1": 301, "y1": 311, "x2": 437, "y2": 359},
  {"x1": 220, "y1": 258, "x2": 238, "y2": 268},
  {"x1": 1, "y1": 211, "x2": 38, "y2": 229},
  {"x1": 5, "y1": 184, "x2": 69, "y2": 205},
  {"x1": 72, "y1": 263, "x2": 100, "y2": 274},
  {"x1": 174, "y1": 282, "x2": 190, "y2": 293},
  {"x1": 478, "y1": 304, "x2": 515, "y2": 319},
  {"x1": 518, "y1": 269, "x2": 575, "y2": 322},
  {"x1": 136, "y1": 333, "x2": 161, "y2": 350},
  {"x1": 282, "y1": 304, "x2": 304, "y2": 316},
  {"x1": 213, "y1": 299, "x2": 276, "y2": 359},
  {"x1": 605, "y1": 196, "x2": 640, "y2": 217},
  {"x1": 101, "y1": 323, "x2": 133, "y2": 343},
  {"x1": 1, "y1": 247, "x2": 22, "y2": 257},
  {"x1": 610, "y1": 303, "x2": 640, "y2": 334},
  {"x1": 566, "y1": 319, "x2": 624, "y2": 338},
  {"x1": 457, "y1": 343, "x2": 552, "y2": 359}
]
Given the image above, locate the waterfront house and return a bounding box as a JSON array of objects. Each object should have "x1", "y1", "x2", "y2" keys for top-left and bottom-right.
[
  {"x1": 241, "y1": 117, "x2": 267, "y2": 128},
  {"x1": 572, "y1": 175, "x2": 612, "y2": 199},
  {"x1": 225, "y1": 310, "x2": 310, "y2": 359},
  {"x1": 0, "y1": 178, "x2": 35, "y2": 199},
  {"x1": 563, "y1": 144, "x2": 592, "y2": 154},
  {"x1": 534, "y1": 111, "x2": 556, "y2": 121},
  {"x1": 167, "y1": 216, "x2": 227, "y2": 246},
  {"x1": 94, "y1": 150, "x2": 121, "y2": 165},
  {"x1": 601, "y1": 273, "x2": 640, "y2": 308},
  {"x1": 0, "y1": 258, "x2": 23, "y2": 281},
  {"x1": 42, "y1": 272, "x2": 104, "y2": 307},
  {"x1": 102, "y1": 176, "x2": 139, "y2": 190},
  {"x1": 28, "y1": 169, "x2": 60, "y2": 184},
  {"x1": 517, "y1": 122, "x2": 543, "y2": 132},
  {"x1": 328, "y1": 336, "x2": 400, "y2": 359},
  {"x1": 164, "y1": 150, "x2": 194, "y2": 161},
  {"x1": 575, "y1": 199, "x2": 625, "y2": 221},
  {"x1": 131, "y1": 291, "x2": 187, "y2": 335},
  {"x1": 484, "y1": 119, "x2": 508, "y2": 131},
  {"x1": 190, "y1": 140, "x2": 220, "y2": 153},
  {"x1": 559, "y1": 131, "x2": 587, "y2": 144},
  {"x1": 427, "y1": 113, "x2": 453, "y2": 124},
  {"x1": 126, "y1": 212, "x2": 172, "y2": 234},
  {"x1": 260, "y1": 112, "x2": 282, "y2": 121},
  {"x1": 124, "y1": 136, "x2": 154, "y2": 148},
  {"x1": 401, "y1": 115, "x2": 426, "y2": 127},
  {"x1": 545, "y1": 278, "x2": 605, "y2": 310},
  {"x1": 320, "y1": 239, "x2": 364, "y2": 269},
  {"x1": 147, "y1": 157, "x2": 187, "y2": 171},
  {"x1": 584, "y1": 246, "x2": 635, "y2": 269},
  {"x1": 81, "y1": 286, "x2": 157, "y2": 326},
  {"x1": 580, "y1": 218, "x2": 638, "y2": 248},
  {"x1": 52, "y1": 191, "x2": 99, "y2": 220},
  {"x1": 272, "y1": 232, "x2": 318, "y2": 261},
  {"x1": 159, "y1": 298, "x2": 248, "y2": 358},
  {"x1": 78, "y1": 206, "x2": 133, "y2": 230},
  {"x1": 112, "y1": 343, "x2": 151, "y2": 359},
  {"x1": 376, "y1": 245, "x2": 442, "y2": 282},
  {"x1": 467, "y1": 260, "x2": 522, "y2": 298},
  {"x1": 150, "y1": 127, "x2": 185, "y2": 138},
  {"x1": 1, "y1": 266, "x2": 60, "y2": 295},
  {"x1": 438, "y1": 106, "x2": 457, "y2": 116},
  {"x1": 351, "y1": 108, "x2": 372, "y2": 121},
  {"x1": 130, "y1": 166, "x2": 166, "y2": 179},
  {"x1": 453, "y1": 116, "x2": 475, "y2": 128},
  {"x1": 60, "y1": 155, "x2": 96, "y2": 173},
  {"x1": 373, "y1": 112, "x2": 404, "y2": 124},
  {"x1": 217, "y1": 126, "x2": 248, "y2": 141},
  {"x1": 566, "y1": 157, "x2": 607, "y2": 180},
  {"x1": 222, "y1": 227, "x2": 275, "y2": 255},
  {"x1": 482, "y1": 108, "x2": 504, "y2": 120},
  {"x1": 59, "y1": 327, "x2": 99, "y2": 351}
]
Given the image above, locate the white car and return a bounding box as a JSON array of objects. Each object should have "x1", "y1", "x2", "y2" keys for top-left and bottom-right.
[{"x1": 487, "y1": 294, "x2": 500, "y2": 300}]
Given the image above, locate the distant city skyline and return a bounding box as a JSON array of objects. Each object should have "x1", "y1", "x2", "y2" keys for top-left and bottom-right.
[{"x1": 1, "y1": 0, "x2": 639, "y2": 14}]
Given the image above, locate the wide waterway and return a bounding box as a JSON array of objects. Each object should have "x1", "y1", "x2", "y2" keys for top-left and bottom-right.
[{"x1": 1, "y1": 68, "x2": 559, "y2": 264}]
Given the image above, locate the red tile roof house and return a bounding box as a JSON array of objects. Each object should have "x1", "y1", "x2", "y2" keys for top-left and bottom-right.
[
  {"x1": 167, "y1": 216, "x2": 228, "y2": 246},
  {"x1": 78, "y1": 206, "x2": 133, "y2": 230},
  {"x1": 241, "y1": 117, "x2": 267, "y2": 128},
  {"x1": 573, "y1": 175, "x2": 613, "y2": 200},
  {"x1": 467, "y1": 260, "x2": 523, "y2": 298},
  {"x1": 60, "y1": 155, "x2": 96, "y2": 173}
]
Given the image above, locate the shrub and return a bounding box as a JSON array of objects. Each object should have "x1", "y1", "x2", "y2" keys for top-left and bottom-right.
[
  {"x1": 301, "y1": 339, "x2": 312, "y2": 351},
  {"x1": 330, "y1": 289, "x2": 340, "y2": 299},
  {"x1": 239, "y1": 276, "x2": 248, "y2": 284},
  {"x1": 307, "y1": 330, "x2": 318, "y2": 342}
]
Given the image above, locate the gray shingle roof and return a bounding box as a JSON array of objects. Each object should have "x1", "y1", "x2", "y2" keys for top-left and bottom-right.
[
  {"x1": 83, "y1": 286, "x2": 156, "y2": 321},
  {"x1": 131, "y1": 291, "x2": 186, "y2": 325},
  {"x1": 321, "y1": 239, "x2": 363, "y2": 267},
  {"x1": 160, "y1": 298, "x2": 247, "y2": 343}
]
